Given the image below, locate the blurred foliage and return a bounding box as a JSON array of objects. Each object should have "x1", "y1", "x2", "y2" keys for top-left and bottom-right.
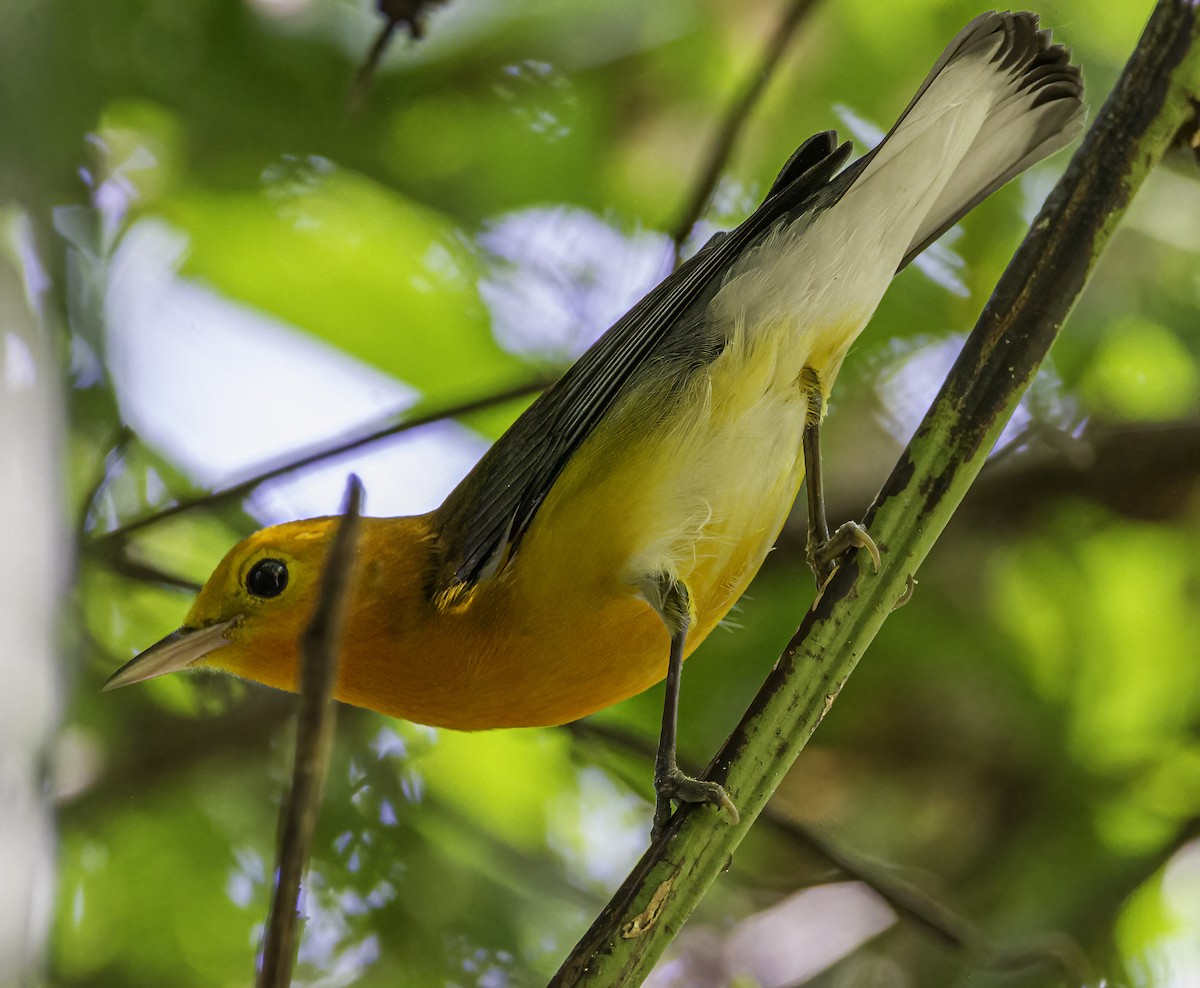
[{"x1": 5, "y1": 0, "x2": 1200, "y2": 985}]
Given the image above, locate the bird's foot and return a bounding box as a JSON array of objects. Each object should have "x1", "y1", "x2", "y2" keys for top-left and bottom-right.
[
  {"x1": 807, "y1": 521, "x2": 881, "y2": 586},
  {"x1": 652, "y1": 767, "x2": 739, "y2": 842}
]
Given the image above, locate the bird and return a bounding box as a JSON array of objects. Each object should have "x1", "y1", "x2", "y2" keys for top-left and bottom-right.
[{"x1": 106, "y1": 11, "x2": 1084, "y2": 839}]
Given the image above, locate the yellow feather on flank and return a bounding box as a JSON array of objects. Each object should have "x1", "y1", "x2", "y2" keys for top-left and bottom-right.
[{"x1": 107, "y1": 13, "x2": 1085, "y2": 752}]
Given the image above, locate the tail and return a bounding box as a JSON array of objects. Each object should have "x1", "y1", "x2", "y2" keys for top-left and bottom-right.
[{"x1": 840, "y1": 11, "x2": 1085, "y2": 269}]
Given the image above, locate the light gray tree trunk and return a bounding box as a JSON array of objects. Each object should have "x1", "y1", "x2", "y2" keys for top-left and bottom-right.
[{"x1": 0, "y1": 210, "x2": 65, "y2": 987}]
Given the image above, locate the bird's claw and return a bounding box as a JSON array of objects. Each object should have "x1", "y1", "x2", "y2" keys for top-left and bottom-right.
[
  {"x1": 652, "y1": 768, "x2": 739, "y2": 842},
  {"x1": 807, "y1": 521, "x2": 881, "y2": 585}
]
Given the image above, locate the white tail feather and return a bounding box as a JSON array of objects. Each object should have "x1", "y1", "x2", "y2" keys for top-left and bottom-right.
[{"x1": 842, "y1": 11, "x2": 1084, "y2": 270}]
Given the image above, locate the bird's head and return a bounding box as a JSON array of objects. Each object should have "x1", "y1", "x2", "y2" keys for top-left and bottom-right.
[{"x1": 105, "y1": 518, "x2": 345, "y2": 695}]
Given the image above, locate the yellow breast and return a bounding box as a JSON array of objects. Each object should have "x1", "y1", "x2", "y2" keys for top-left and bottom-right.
[{"x1": 333, "y1": 316, "x2": 866, "y2": 730}]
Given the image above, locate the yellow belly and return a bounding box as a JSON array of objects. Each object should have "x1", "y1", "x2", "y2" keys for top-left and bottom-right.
[
  {"x1": 333, "y1": 318, "x2": 863, "y2": 730},
  {"x1": 420, "y1": 325, "x2": 823, "y2": 727}
]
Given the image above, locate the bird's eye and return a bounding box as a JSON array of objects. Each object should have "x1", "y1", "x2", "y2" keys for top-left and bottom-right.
[{"x1": 246, "y1": 558, "x2": 289, "y2": 599}]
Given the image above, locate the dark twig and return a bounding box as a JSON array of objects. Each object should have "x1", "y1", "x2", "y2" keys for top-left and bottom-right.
[
  {"x1": 89, "y1": 375, "x2": 553, "y2": 550},
  {"x1": 75, "y1": 422, "x2": 206, "y2": 591},
  {"x1": 257, "y1": 475, "x2": 364, "y2": 988},
  {"x1": 348, "y1": 0, "x2": 448, "y2": 112},
  {"x1": 104, "y1": 553, "x2": 202, "y2": 593},
  {"x1": 348, "y1": 18, "x2": 400, "y2": 114},
  {"x1": 552, "y1": 3, "x2": 1200, "y2": 984},
  {"x1": 795, "y1": 825, "x2": 1091, "y2": 983},
  {"x1": 769, "y1": 418, "x2": 1200, "y2": 564},
  {"x1": 565, "y1": 720, "x2": 1088, "y2": 982},
  {"x1": 670, "y1": 0, "x2": 823, "y2": 263}
]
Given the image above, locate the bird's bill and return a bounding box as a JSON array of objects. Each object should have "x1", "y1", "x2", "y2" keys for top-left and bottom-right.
[{"x1": 103, "y1": 618, "x2": 239, "y2": 691}]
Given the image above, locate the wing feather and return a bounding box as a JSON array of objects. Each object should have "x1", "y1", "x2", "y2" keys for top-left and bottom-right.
[{"x1": 432, "y1": 132, "x2": 853, "y2": 590}]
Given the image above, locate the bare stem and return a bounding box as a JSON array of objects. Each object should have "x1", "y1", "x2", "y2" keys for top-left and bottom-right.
[
  {"x1": 89, "y1": 376, "x2": 551, "y2": 549},
  {"x1": 564, "y1": 720, "x2": 1089, "y2": 981},
  {"x1": 670, "y1": 0, "x2": 823, "y2": 262},
  {"x1": 348, "y1": 0, "x2": 448, "y2": 112},
  {"x1": 257, "y1": 474, "x2": 364, "y2": 988}
]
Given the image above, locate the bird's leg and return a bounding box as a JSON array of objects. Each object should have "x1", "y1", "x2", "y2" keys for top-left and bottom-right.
[
  {"x1": 645, "y1": 575, "x2": 739, "y2": 842},
  {"x1": 800, "y1": 367, "x2": 881, "y2": 587}
]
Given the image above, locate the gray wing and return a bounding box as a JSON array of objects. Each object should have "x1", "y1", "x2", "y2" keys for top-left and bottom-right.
[
  {"x1": 431, "y1": 131, "x2": 853, "y2": 590},
  {"x1": 431, "y1": 13, "x2": 1086, "y2": 594}
]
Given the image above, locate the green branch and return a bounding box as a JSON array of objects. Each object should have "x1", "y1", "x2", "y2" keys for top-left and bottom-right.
[{"x1": 550, "y1": 2, "x2": 1200, "y2": 985}]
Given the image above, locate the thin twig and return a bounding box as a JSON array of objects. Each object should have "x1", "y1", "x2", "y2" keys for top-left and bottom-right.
[
  {"x1": 565, "y1": 720, "x2": 1088, "y2": 982},
  {"x1": 348, "y1": 0, "x2": 448, "y2": 113},
  {"x1": 348, "y1": 17, "x2": 401, "y2": 114},
  {"x1": 794, "y1": 824, "x2": 1091, "y2": 983},
  {"x1": 670, "y1": 0, "x2": 823, "y2": 263},
  {"x1": 552, "y1": 3, "x2": 1200, "y2": 984},
  {"x1": 89, "y1": 375, "x2": 552, "y2": 550},
  {"x1": 769, "y1": 418, "x2": 1200, "y2": 564},
  {"x1": 257, "y1": 474, "x2": 364, "y2": 988},
  {"x1": 104, "y1": 553, "x2": 202, "y2": 593}
]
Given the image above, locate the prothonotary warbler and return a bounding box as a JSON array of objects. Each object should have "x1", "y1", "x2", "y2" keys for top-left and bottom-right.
[{"x1": 107, "y1": 12, "x2": 1084, "y2": 838}]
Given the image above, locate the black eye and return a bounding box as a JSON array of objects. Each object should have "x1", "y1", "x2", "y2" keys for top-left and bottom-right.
[{"x1": 246, "y1": 558, "x2": 289, "y2": 599}]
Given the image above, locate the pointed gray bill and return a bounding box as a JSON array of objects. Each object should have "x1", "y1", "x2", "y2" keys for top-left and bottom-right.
[{"x1": 103, "y1": 618, "x2": 239, "y2": 691}]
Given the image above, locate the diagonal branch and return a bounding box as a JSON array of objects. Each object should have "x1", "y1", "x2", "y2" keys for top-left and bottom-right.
[
  {"x1": 257, "y1": 475, "x2": 364, "y2": 988},
  {"x1": 670, "y1": 0, "x2": 823, "y2": 262},
  {"x1": 88, "y1": 375, "x2": 552, "y2": 550},
  {"x1": 102, "y1": 553, "x2": 202, "y2": 593},
  {"x1": 564, "y1": 720, "x2": 1089, "y2": 981},
  {"x1": 551, "y1": 2, "x2": 1200, "y2": 985},
  {"x1": 348, "y1": 0, "x2": 448, "y2": 112}
]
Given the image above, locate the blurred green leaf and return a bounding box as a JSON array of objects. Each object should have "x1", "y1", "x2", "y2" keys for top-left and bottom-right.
[
  {"x1": 165, "y1": 165, "x2": 524, "y2": 394},
  {"x1": 14, "y1": 0, "x2": 1199, "y2": 985}
]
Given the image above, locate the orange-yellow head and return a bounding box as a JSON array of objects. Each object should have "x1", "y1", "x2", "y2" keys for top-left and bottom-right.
[{"x1": 105, "y1": 519, "x2": 345, "y2": 694}]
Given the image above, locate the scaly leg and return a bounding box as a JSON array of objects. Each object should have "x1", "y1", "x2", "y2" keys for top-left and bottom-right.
[
  {"x1": 645, "y1": 575, "x2": 739, "y2": 842},
  {"x1": 799, "y1": 367, "x2": 881, "y2": 587}
]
